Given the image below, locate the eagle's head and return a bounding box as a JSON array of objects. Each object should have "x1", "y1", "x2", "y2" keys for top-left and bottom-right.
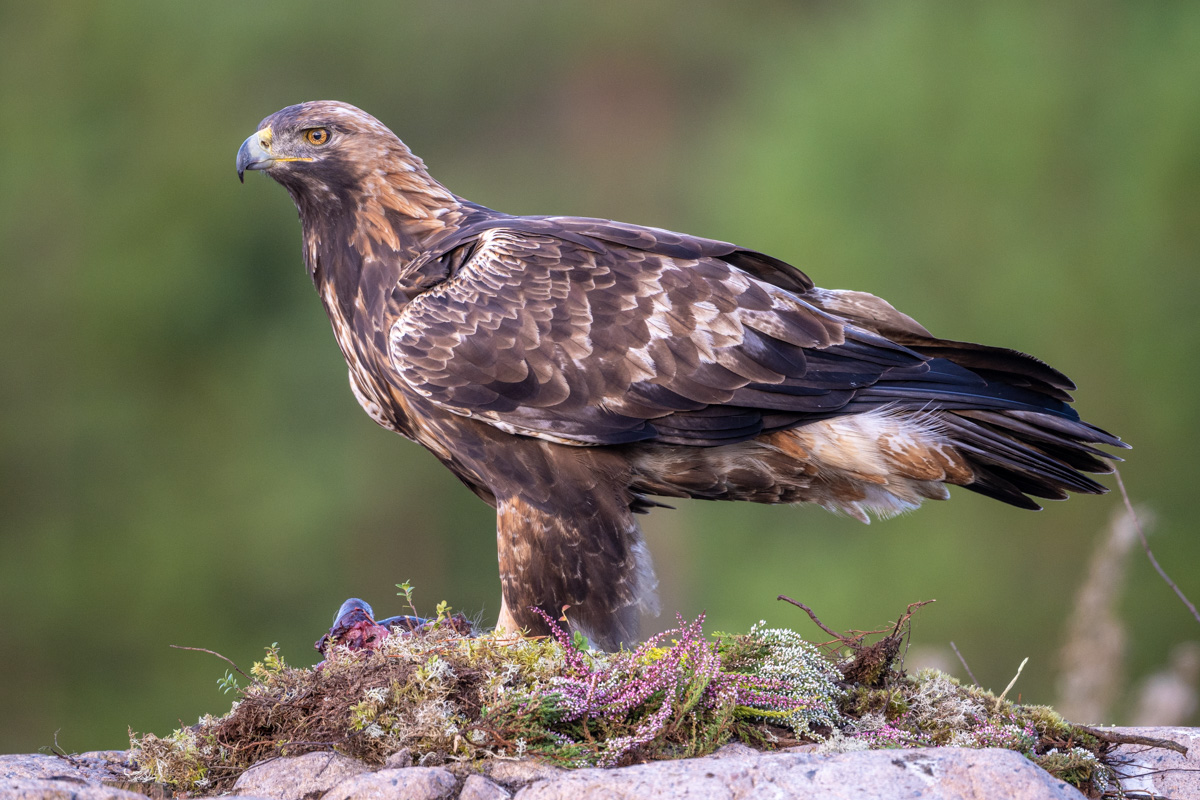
[
  {"x1": 235, "y1": 101, "x2": 421, "y2": 192},
  {"x1": 237, "y1": 101, "x2": 461, "y2": 265}
]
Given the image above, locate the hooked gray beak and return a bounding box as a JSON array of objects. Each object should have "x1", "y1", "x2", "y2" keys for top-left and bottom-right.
[{"x1": 236, "y1": 128, "x2": 274, "y2": 183}]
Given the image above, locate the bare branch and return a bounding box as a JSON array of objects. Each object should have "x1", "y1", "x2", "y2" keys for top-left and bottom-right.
[
  {"x1": 1077, "y1": 724, "x2": 1188, "y2": 756},
  {"x1": 892, "y1": 600, "x2": 936, "y2": 637},
  {"x1": 170, "y1": 645, "x2": 251, "y2": 680},
  {"x1": 950, "y1": 641, "x2": 980, "y2": 686},
  {"x1": 1114, "y1": 468, "x2": 1200, "y2": 627},
  {"x1": 777, "y1": 595, "x2": 850, "y2": 644},
  {"x1": 50, "y1": 730, "x2": 81, "y2": 767}
]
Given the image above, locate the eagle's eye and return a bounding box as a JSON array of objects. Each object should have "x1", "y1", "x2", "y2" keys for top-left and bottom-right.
[{"x1": 304, "y1": 128, "x2": 330, "y2": 146}]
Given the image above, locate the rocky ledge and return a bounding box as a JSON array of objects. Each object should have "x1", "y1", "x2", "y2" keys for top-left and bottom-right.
[{"x1": 2, "y1": 729, "x2": 1195, "y2": 800}]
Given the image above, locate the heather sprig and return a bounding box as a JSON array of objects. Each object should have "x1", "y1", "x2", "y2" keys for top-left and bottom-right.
[
  {"x1": 730, "y1": 622, "x2": 845, "y2": 735},
  {"x1": 528, "y1": 609, "x2": 840, "y2": 765}
]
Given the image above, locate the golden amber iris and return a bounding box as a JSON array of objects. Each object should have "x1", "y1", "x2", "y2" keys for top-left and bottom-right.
[{"x1": 305, "y1": 128, "x2": 330, "y2": 146}]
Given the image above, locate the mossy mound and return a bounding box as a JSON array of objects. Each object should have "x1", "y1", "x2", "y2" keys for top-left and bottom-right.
[
  {"x1": 129, "y1": 606, "x2": 1118, "y2": 797},
  {"x1": 830, "y1": 671, "x2": 1112, "y2": 793}
]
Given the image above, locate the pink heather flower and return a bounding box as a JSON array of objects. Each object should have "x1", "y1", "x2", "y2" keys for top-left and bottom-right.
[{"x1": 528, "y1": 609, "x2": 835, "y2": 765}]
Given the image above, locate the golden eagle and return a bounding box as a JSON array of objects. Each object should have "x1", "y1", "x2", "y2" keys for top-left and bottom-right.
[{"x1": 237, "y1": 101, "x2": 1124, "y2": 649}]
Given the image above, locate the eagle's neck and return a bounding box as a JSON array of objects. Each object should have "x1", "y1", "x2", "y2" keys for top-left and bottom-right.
[
  {"x1": 292, "y1": 160, "x2": 466, "y2": 326},
  {"x1": 285, "y1": 160, "x2": 466, "y2": 442}
]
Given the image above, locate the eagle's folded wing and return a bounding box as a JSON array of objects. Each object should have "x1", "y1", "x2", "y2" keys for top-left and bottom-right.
[{"x1": 388, "y1": 226, "x2": 938, "y2": 446}]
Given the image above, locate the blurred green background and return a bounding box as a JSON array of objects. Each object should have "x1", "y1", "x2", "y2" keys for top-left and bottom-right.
[{"x1": 2, "y1": 1, "x2": 1198, "y2": 754}]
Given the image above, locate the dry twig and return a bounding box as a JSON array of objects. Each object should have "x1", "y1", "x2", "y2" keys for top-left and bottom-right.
[
  {"x1": 1114, "y1": 468, "x2": 1200, "y2": 627},
  {"x1": 949, "y1": 641, "x2": 980, "y2": 686},
  {"x1": 777, "y1": 596, "x2": 934, "y2": 648},
  {"x1": 1077, "y1": 724, "x2": 1188, "y2": 756},
  {"x1": 777, "y1": 595, "x2": 850, "y2": 644},
  {"x1": 50, "y1": 730, "x2": 82, "y2": 767},
  {"x1": 169, "y1": 645, "x2": 251, "y2": 680}
]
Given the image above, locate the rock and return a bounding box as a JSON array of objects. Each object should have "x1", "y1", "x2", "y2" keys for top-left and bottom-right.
[
  {"x1": 511, "y1": 747, "x2": 1087, "y2": 800},
  {"x1": 459, "y1": 774, "x2": 512, "y2": 800},
  {"x1": 382, "y1": 748, "x2": 412, "y2": 769},
  {"x1": 476, "y1": 759, "x2": 564, "y2": 789},
  {"x1": 0, "y1": 751, "x2": 143, "y2": 799},
  {"x1": 232, "y1": 751, "x2": 368, "y2": 799},
  {"x1": 708, "y1": 743, "x2": 759, "y2": 759},
  {"x1": 0, "y1": 779, "x2": 147, "y2": 800},
  {"x1": 0, "y1": 753, "x2": 128, "y2": 783},
  {"x1": 1106, "y1": 726, "x2": 1199, "y2": 799},
  {"x1": 12, "y1": 733, "x2": 1200, "y2": 800},
  {"x1": 319, "y1": 767, "x2": 456, "y2": 800},
  {"x1": 74, "y1": 753, "x2": 129, "y2": 769}
]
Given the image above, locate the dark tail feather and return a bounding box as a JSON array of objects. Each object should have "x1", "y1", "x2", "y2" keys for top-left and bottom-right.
[
  {"x1": 956, "y1": 410, "x2": 1123, "y2": 473},
  {"x1": 940, "y1": 409, "x2": 1127, "y2": 510},
  {"x1": 963, "y1": 470, "x2": 1048, "y2": 510},
  {"x1": 802, "y1": 291, "x2": 1127, "y2": 510}
]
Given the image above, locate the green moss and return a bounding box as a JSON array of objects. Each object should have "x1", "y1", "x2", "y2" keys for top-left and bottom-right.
[
  {"x1": 827, "y1": 669, "x2": 1116, "y2": 794},
  {"x1": 1033, "y1": 748, "x2": 1112, "y2": 795},
  {"x1": 843, "y1": 686, "x2": 909, "y2": 720}
]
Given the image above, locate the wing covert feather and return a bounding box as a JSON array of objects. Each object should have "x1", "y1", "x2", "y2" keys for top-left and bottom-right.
[{"x1": 389, "y1": 228, "x2": 890, "y2": 444}]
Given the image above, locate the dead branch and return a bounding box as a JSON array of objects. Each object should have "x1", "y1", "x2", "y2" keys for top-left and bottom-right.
[
  {"x1": 1078, "y1": 724, "x2": 1189, "y2": 756},
  {"x1": 1114, "y1": 468, "x2": 1200, "y2": 627},
  {"x1": 950, "y1": 641, "x2": 980, "y2": 686},
  {"x1": 50, "y1": 730, "x2": 82, "y2": 767},
  {"x1": 170, "y1": 645, "x2": 252, "y2": 680},
  {"x1": 777, "y1": 596, "x2": 852, "y2": 644},
  {"x1": 891, "y1": 600, "x2": 935, "y2": 637}
]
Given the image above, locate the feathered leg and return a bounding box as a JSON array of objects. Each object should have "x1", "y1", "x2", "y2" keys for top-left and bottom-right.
[{"x1": 495, "y1": 492, "x2": 657, "y2": 650}]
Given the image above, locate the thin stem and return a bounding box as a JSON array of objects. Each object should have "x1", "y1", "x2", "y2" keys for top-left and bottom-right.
[
  {"x1": 949, "y1": 641, "x2": 980, "y2": 686},
  {"x1": 170, "y1": 645, "x2": 251, "y2": 680},
  {"x1": 777, "y1": 595, "x2": 850, "y2": 644},
  {"x1": 1114, "y1": 468, "x2": 1200, "y2": 627},
  {"x1": 996, "y1": 656, "x2": 1028, "y2": 709}
]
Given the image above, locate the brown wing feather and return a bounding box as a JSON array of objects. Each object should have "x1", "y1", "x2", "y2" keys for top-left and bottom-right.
[{"x1": 388, "y1": 226, "x2": 915, "y2": 446}]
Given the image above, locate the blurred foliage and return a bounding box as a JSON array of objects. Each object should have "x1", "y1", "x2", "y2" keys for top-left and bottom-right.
[{"x1": 1, "y1": 1, "x2": 1198, "y2": 753}]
